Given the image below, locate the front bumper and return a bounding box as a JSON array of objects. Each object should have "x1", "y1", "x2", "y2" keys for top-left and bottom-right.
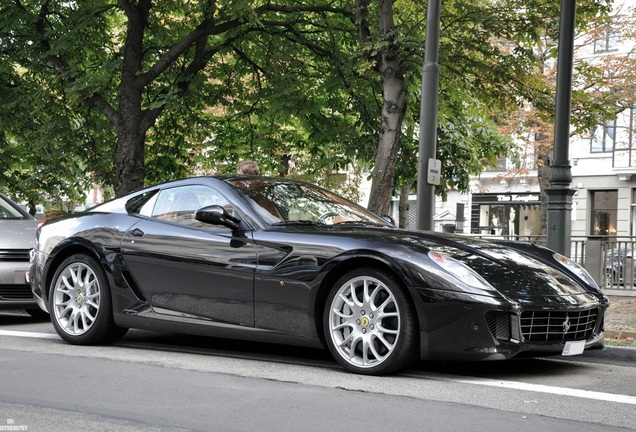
[
  {"x1": 410, "y1": 286, "x2": 607, "y2": 362},
  {"x1": 0, "y1": 261, "x2": 37, "y2": 309}
]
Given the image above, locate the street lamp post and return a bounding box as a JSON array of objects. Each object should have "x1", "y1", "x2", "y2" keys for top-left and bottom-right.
[
  {"x1": 416, "y1": 0, "x2": 442, "y2": 231},
  {"x1": 547, "y1": 0, "x2": 577, "y2": 256}
]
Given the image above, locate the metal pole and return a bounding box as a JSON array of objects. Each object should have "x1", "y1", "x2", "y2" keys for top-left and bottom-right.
[
  {"x1": 546, "y1": 0, "x2": 577, "y2": 255},
  {"x1": 416, "y1": 0, "x2": 441, "y2": 231}
]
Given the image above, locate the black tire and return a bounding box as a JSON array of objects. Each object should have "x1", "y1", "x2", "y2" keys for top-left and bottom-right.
[
  {"x1": 323, "y1": 267, "x2": 417, "y2": 375},
  {"x1": 48, "y1": 253, "x2": 127, "y2": 344}
]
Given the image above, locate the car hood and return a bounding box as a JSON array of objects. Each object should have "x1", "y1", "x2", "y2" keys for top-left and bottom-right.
[
  {"x1": 280, "y1": 225, "x2": 594, "y2": 304},
  {"x1": 398, "y1": 231, "x2": 592, "y2": 301},
  {"x1": 0, "y1": 219, "x2": 38, "y2": 249}
]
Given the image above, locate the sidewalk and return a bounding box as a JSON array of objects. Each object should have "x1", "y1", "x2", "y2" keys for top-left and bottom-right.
[
  {"x1": 575, "y1": 295, "x2": 636, "y2": 363},
  {"x1": 604, "y1": 295, "x2": 636, "y2": 342}
]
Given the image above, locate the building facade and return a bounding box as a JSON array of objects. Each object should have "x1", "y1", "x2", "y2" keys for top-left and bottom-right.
[
  {"x1": 565, "y1": 0, "x2": 635, "y2": 239},
  {"x1": 386, "y1": 0, "x2": 636, "y2": 243}
]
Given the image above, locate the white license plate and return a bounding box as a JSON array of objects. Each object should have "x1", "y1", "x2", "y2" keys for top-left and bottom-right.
[{"x1": 562, "y1": 340, "x2": 586, "y2": 356}]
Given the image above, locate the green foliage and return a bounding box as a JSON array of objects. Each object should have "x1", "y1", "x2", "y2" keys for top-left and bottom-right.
[
  {"x1": 2, "y1": 0, "x2": 373, "y2": 200},
  {"x1": 387, "y1": 0, "x2": 614, "y2": 198},
  {"x1": 0, "y1": 0, "x2": 618, "y2": 208},
  {"x1": 186, "y1": 5, "x2": 380, "y2": 194}
]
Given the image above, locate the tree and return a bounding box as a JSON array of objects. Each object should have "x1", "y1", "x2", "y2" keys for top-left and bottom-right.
[
  {"x1": 1, "y1": 0, "x2": 618, "y2": 216},
  {"x1": 0, "y1": 48, "x2": 109, "y2": 208},
  {"x1": 352, "y1": 0, "x2": 407, "y2": 215},
  {"x1": 3, "y1": 0, "x2": 353, "y2": 197},
  {"x1": 353, "y1": 0, "x2": 616, "y2": 218}
]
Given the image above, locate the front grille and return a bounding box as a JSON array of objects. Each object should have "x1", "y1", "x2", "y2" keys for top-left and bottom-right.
[
  {"x1": 520, "y1": 309, "x2": 598, "y2": 342},
  {"x1": 0, "y1": 284, "x2": 33, "y2": 300},
  {"x1": 0, "y1": 249, "x2": 31, "y2": 262}
]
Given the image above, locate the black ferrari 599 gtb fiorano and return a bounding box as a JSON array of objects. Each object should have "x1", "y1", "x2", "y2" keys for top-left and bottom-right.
[{"x1": 30, "y1": 176, "x2": 608, "y2": 375}]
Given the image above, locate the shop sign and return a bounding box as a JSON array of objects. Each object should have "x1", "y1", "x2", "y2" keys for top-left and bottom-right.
[{"x1": 497, "y1": 194, "x2": 539, "y2": 203}]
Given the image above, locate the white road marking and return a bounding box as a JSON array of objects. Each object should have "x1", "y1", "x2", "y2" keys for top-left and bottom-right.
[
  {"x1": 444, "y1": 376, "x2": 636, "y2": 405},
  {"x1": 0, "y1": 329, "x2": 60, "y2": 340},
  {"x1": 2, "y1": 329, "x2": 635, "y2": 405}
]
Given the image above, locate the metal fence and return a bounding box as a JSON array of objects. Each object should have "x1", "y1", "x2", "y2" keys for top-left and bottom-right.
[
  {"x1": 567, "y1": 237, "x2": 636, "y2": 294},
  {"x1": 596, "y1": 238, "x2": 636, "y2": 294}
]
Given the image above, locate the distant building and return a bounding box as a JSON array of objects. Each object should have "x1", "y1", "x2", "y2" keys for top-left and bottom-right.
[{"x1": 389, "y1": 0, "x2": 636, "y2": 240}]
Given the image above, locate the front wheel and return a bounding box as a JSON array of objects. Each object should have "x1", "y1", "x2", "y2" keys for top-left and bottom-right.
[
  {"x1": 323, "y1": 268, "x2": 417, "y2": 375},
  {"x1": 49, "y1": 253, "x2": 127, "y2": 344}
]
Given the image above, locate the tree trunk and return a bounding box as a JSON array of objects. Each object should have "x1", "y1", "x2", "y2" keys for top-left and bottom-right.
[
  {"x1": 115, "y1": 121, "x2": 146, "y2": 196},
  {"x1": 113, "y1": 2, "x2": 151, "y2": 197},
  {"x1": 398, "y1": 183, "x2": 410, "y2": 228},
  {"x1": 366, "y1": 0, "x2": 407, "y2": 215},
  {"x1": 537, "y1": 151, "x2": 551, "y2": 245},
  {"x1": 534, "y1": 126, "x2": 553, "y2": 246}
]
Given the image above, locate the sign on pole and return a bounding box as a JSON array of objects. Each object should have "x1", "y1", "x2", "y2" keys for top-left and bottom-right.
[{"x1": 427, "y1": 158, "x2": 441, "y2": 185}]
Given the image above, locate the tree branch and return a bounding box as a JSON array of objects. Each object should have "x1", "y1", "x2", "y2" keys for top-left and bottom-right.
[
  {"x1": 140, "y1": 2, "x2": 350, "y2": 88},
  {"x1": 84, "y1": 95, "x2": 119, "y2": 127},
  {"x1": 32, "y1": 1, "x2": 119, "y2": 125}
]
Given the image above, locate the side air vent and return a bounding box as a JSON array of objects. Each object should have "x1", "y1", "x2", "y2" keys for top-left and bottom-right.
[{"x1": 485, "y1": 311, "x2": 511, "y2": 341}]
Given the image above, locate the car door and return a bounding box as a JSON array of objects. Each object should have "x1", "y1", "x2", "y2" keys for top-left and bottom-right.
[{"x1": 120, "y1": 184, "x2": 257, "y2": 326}]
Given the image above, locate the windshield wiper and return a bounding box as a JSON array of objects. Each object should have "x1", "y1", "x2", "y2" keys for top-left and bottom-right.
[
  {"x1": 333, "y1": 220, "x2": 387, "y2": 227},
  {"x1": 271, "y1": 220, "x2": 321, "y2": 226}
]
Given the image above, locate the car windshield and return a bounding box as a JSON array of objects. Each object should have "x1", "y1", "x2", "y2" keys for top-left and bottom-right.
[
  {"x1": 227, "y1": 178, "x2": 389, "y2": 227},
  {"x1": 0, "y1": 195, "x2": 27, "y2": 220}
]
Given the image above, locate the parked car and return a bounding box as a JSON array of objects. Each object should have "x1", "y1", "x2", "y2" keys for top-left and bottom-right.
[
  {"x1": 604, "y1": 245, "x2": 636, "y2": 288},
  {"x1": 0, "y1": 192, "x2": 44, "y2": 317},
  {"x1": 29, "y1": 176, "x2": 608, "y2": 375}
]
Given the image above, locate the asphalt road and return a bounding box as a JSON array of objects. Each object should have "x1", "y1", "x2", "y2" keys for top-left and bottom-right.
[{"x1": 1, "y1": 311, "x2": 635, "y2": 431}]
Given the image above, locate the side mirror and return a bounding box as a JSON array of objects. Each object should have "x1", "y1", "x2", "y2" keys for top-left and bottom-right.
[{"x1": 195, "y1": 205, "x2": 241, "y2": 230}]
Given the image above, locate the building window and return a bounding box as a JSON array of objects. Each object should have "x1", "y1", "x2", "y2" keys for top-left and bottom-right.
[
  {"x1": 474, "y1": 201, "x2": 540, "y2": 238},
  {"x1": 590, "y1": 190, "x2": 618, "y2": 236},
  {"x1": 591, "y1": 119, "x2": 616, "y2": 152},
  {"x1": 613, "y1": 105, "x2": 636, "y2": 168},
  {"x1": 631, "y1": 189, "x2": 636, "y2": 236},
  {"x1": 594, "y1": 18, "x2": 620, "y2": 53},
  {"x1": 483, "y1": 156, "x2": 507, "y2": 172}
]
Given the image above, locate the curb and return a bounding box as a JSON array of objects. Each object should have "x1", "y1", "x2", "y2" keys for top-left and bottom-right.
[
  {"x1": 581, "y1": 344, "x2": 636, "y2": 364},
  {"x1": 605, "y1": 330, "x2": 636, "y2": 340}
]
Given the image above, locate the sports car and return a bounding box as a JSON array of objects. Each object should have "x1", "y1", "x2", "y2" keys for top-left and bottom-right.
[{"x1": 29, "y1": 176, "x2": 608, "y2": 375}]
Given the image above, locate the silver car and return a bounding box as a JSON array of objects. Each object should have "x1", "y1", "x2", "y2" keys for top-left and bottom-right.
[{"x1": 0, "y1": 192, "x2": 44, "y2": 317}]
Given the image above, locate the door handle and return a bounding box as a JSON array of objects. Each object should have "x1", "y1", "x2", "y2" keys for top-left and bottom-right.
[{"x1": 129, "y1": 228, "x2": 145, "y2": 238}]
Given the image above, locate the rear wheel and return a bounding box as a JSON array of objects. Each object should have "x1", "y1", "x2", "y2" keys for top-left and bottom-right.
[
  {"x1": 49, "y1": 253, "x2": 127, "y2": 344},
  {"x1": 323, "y1": 268, "x2": 417, "y2": 375}
]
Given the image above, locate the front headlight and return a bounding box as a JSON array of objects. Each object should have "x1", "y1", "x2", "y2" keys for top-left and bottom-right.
[
  {"x1": 428, "y1": 251, "x2": 494, "y2": 291},
  {"x1": 553, "y1": 253, "x2": 598, "y2": 287}
]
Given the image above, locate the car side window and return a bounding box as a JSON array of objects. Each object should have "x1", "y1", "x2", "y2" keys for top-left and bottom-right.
[
  {"x1": 0, "y1": 197, "x2": 24, "y2": 219},
  {"x1": 151, "y1": 185, "x2": 230, "y2": 228},
  {"x1": 128, "y1": 190, "x2": 159, "y2": 217}
]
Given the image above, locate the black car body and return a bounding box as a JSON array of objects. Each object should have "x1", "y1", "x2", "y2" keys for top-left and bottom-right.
[{"x1": 30, "y1": 176, "x2": 608, "y2": 375}]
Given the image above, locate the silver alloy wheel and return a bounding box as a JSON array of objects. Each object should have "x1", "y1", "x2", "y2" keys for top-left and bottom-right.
[
  {"x1": 52, "y1": 261, "x2": 101, "y2": 336},
  {"x1": 328, "y1": 275, "x2": 401, "y2": 369}
]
